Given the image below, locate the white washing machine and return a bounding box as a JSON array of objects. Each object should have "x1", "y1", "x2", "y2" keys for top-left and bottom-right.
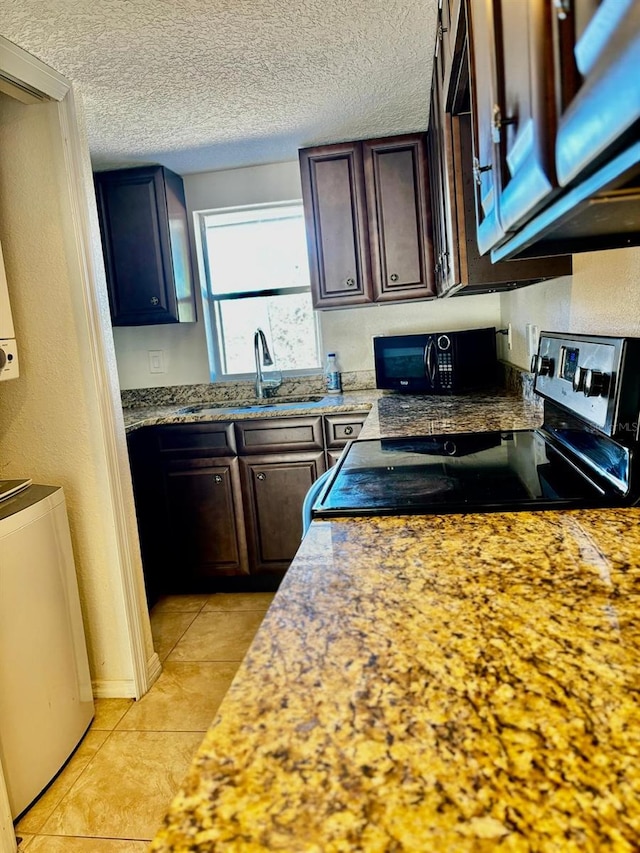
[{"x1": 0, "y1": 482, "x2": 94, "y2": 819}]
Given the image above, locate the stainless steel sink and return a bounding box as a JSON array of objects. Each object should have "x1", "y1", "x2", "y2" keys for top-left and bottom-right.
[{"x1": 177, "y1": 396, "x2": 327, "y2": 416}]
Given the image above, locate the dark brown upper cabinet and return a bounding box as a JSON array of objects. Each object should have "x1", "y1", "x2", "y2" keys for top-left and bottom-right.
[
  {"x1": 428, "y1": 6, "x2": 571, "y2": 296},
  {"x1": 94, "y1": 165, "x2": 196, "y2": 326},
  {"x1": 468, "y1": 0, "x2": 563, "y2": 245},
  {"x1": 363, "y1": 135, "x2": 435, "y2": 302},
  {"x1": 300, "y1": 134, "x2": 436, "y2": 309},
  {"x1": 299, "y1": 142, "x2": 373, "y2": 308},
  {"x1": 465, "y1": 0, "x2": 640, "y2": 261}
]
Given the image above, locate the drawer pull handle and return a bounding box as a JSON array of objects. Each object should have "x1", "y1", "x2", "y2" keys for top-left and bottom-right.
[
  {"x1": 256, "y1": 472, "x2": 267, "y2": 481},
  {"x1": 150, "y1": 296, "x2": 160, "y2": 306},
  {"x1": 344, "y1": 426, "x2": 354, "y2": 436},
  {"x1": 213, "y1": 475, "x2": 223, "y2": 484},
  {"x1": 389, "y1": 273, "x2": 399, "y2": 282},
  {"x1": 345, "y1": 277, "x2": 356, "y2": 288}
]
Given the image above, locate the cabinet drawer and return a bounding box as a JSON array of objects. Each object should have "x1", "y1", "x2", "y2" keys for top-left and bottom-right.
[
  {"x1": 235, "y1": 417, "x2": 324, "y2": 454},
  {"x1": 324, "y1": 413, "x2": 367, "y2": 448},
  {"x1": 156, "y1": 422, "x2": 236, "y2": 456}
]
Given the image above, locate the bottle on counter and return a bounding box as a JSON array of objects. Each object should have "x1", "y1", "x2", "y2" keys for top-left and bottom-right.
[{"x1": 324, "y1": 352, "x2": 342, "y2": 394}]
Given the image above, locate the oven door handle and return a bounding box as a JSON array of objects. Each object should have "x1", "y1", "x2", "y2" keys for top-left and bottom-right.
[{"x1": 424, "y1": 340, "x2": 437, "y2": 388}]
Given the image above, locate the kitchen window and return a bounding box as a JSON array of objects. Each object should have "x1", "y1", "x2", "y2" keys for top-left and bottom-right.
[{"x1": 197, "y1": 202, "x2": 321, "y2": 380}]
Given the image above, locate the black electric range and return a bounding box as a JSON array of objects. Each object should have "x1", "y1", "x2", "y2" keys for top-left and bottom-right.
[{"x1": 312, "y1": 332, "x2": 640, "y2": 518}]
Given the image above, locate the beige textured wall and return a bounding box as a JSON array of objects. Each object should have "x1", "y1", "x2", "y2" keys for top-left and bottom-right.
[
  {"x1": 498, "y1": 277, "x2": 572, "y2": 368},
  {"x1": 320, "y1": 294, "x2": 501, "y2": 372},
  {"x1": 570, "y1": 248, "x2": 640, "y2": 336},
  {"x1": 0, "y1": 94, "x2": 140, "y2": 691},
  {"x1": 501, "y1": 247, "x2": 640, "y2": 369}
]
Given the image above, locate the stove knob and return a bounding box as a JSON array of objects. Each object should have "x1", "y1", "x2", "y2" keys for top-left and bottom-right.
[
  {"x1": 583, "y1": 369, "x2": 609, "y2": 397},
  {"x1": 531, "y1": 355, "x2": 554, "y2": 377},
  {"x1": 0, "y1": 349, "x2": 6, "y2": 371},
  {"x1": 572, "y1": 366, "x2": 586, "y2": 392}
]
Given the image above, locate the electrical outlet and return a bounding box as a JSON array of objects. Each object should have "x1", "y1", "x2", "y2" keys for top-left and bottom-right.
[
  {"x1": 507, "y1": 323, "x2": 512, "y2": 351},
  {"x1": 148, "y1": 350, "x2": 166, "y2": 374}
]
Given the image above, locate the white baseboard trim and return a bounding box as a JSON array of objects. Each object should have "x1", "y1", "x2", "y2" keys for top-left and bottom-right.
[
  {"x1": 146, "y1": 652, "x2": 162, "y2": 688},
  {"x1": 92, "y1": 679, "x2": 137, "y2": 699},
  {"x1": 92, "y1": 653, "x2": 162, "y2": 699}
]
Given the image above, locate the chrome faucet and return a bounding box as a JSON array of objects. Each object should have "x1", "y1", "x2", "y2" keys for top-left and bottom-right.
[{"x1": 253, "y1": 328, "x2": 282, "y2": 399}]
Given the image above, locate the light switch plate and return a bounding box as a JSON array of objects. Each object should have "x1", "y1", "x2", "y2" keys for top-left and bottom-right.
[
  {"x1": 148, "y1": 350, "x2": 166, "y2": 374},
  {"x1": 526, "y1": 325, "x2": 540, "y2": 360}
]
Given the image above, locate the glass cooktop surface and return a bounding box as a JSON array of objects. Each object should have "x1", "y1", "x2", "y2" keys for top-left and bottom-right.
[{"x1": 312, "y1": 430, "x2": 620, "y2": 517}]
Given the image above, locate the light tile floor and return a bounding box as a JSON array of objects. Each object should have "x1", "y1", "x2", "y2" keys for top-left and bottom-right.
[{"x1": 15, "y1": 592, "x2": 274, "y2": 851}]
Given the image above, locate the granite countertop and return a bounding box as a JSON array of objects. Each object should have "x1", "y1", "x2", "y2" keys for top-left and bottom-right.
[
  {"x1": 122, "y1": 386, "x2": 542, "y2": 438},
  {"x1": 146, "y1": 388, "x2": 640, "y2": 850},
  {"x1": 151, "y1": 509, "x2": 640, "y2": 852},
  {"x1": 121, "y1": 390, "x2": 380, "y2": 434},
  {"x1": 358, "y1": 389, "x2": 542, "y2": 440}
]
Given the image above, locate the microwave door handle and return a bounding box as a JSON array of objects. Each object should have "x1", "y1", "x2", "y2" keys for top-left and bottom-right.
[{"x1": 424, "y1": 340, "x2": 437, "y2": 387}]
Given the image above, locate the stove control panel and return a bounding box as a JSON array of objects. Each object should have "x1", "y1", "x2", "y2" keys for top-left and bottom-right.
[{"x1": 532, "y1": 332, "x2": 640, "y2": 438}]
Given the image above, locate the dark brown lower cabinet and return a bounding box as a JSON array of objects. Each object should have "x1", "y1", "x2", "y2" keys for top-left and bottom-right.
[
  {"x1": 161, "y1": 456, "x2": 249, "y2": 588},
  {"x1": 239, "y1": 452, "x2": 326, "y2": 574},
  {"x1": 128, "y1": 414, "x2": 374, "y2": 599}
]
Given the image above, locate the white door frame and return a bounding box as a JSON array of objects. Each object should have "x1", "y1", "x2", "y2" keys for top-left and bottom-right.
[{"x1": 0, "y1": 34, "x2": 152, "y2": 853}]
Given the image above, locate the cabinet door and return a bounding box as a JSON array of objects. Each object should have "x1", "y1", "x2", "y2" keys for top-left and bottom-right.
[
  {"x1": 494, "y1": 0, "x2": 561, "y2": 232},
  {"x1": 453, "y1": 112, "x2": 572, "y2": 290},
  {"x1": 555, "y1": 0, "x2": 640, "y2": 186},
  {"x1": 240, "y1": 452, "x2": 325, "y2": 574},
  {"x1": 299, "y1": 143, "x2": 373, "y2": 308},
  {"x1": 95, "y1": 166, "x2": 195, "y2": 326},
  {"x1": 363, "y1": 134, "x2": 436, "y2": 301},
  {"x1": 428, "y1": 53, "x2": 461, "y2": 295},
  {"x1": 467, "y1": 0, "x2": 562, "y2": 248},
  {"x1": 466, "y1": 0, "x2": 505, "y2": 254},
  {"x1": 162, "y1": 456, "x2": 249, "y2": 588}
]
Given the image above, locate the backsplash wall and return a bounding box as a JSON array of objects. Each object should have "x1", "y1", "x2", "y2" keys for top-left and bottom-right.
[
  {"x1": 501, "y1": 247, "x2": 640, "y2": 369},
  {"x1": 320, "y1": 293, "x2": 501, "y2": 372}
]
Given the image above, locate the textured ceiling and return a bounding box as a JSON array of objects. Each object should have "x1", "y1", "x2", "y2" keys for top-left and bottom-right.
[{"x1": 0, "y1": 0, "x2": 438, "y2": 175}]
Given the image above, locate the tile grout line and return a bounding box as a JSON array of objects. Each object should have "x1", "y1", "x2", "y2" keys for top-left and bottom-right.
[{"x1": 20, "y1": 596, "x2": 271, "y2": 845}]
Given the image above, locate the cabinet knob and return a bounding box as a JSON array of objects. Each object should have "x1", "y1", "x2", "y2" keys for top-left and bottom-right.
[
  {"x1": 150, "y1": 296, "x2": 160, "y2": 306},
  {"x1": 552, "y1": 0, "x2": 570, "y2": 20},
  {"x1": 389, "y1": 273, "x2": 399, "y2": 282},
  {"x1": 345, "y1": 277, "x2": 356, "y2": 288},
  {"x1": 472, "y1": 156, "x2": 493, "y2": 186},
  {"x1": 256, "y1": 471, "x2": 267, "y2": 481},
  {"x1": 213, "y1": 474, "x2": 223, "y2": 484},
  {"x1": 344, "y1": 426, "x2": 354, "y2": 436}
]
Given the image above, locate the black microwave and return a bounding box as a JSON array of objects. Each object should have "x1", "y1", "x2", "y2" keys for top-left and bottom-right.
[{"x1": 373, "y1": 327, "x2": 498, "y2": 393}]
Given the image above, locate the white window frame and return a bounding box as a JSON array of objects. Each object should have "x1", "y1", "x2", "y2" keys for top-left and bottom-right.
[{"x1": 194, "y1": 201, "x2": 322, "y2": 382}]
